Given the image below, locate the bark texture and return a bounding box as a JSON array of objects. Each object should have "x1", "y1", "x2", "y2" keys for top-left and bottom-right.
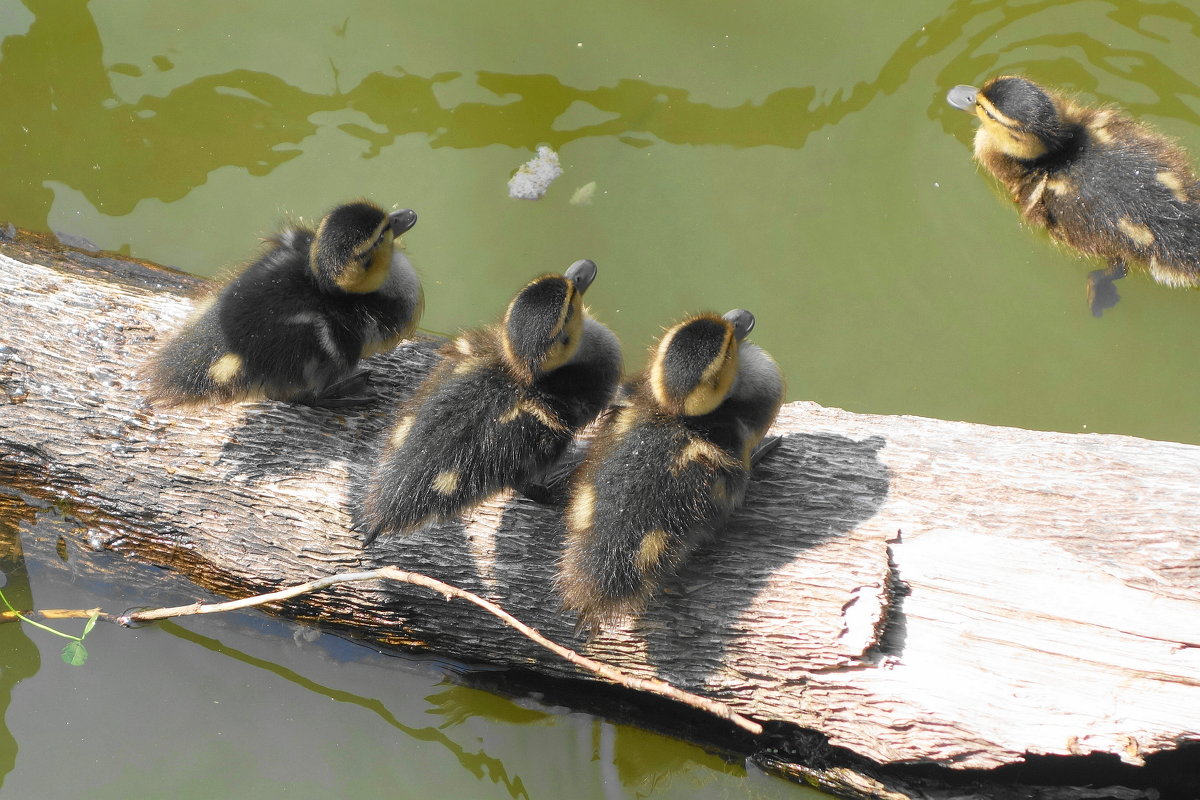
[{"x1": 1, "y1": 228, "x2": 1197, "y2": 798}]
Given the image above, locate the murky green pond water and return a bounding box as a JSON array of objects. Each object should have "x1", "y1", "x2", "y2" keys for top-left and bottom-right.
[{"x1": 2, "y1": 0, "x2": 1199, "y2": 797}]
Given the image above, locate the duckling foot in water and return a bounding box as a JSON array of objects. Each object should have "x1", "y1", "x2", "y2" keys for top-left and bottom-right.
[{"x1": 1086, "y1": 260, "x2": 1127, "y2": 318}]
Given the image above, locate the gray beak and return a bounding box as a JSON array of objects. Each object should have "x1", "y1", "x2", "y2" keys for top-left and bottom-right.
[
  {"x1": 723, "y1": 308, "x2": 755, "y2": 341},
  {"x1": 388, "y1": 209, "x2": 418, "y2": 236},
  {"x1": 946, "y1": 84, "x2": 978, "y2": 111},
  {"x1": 564, "y1": 259, "x2": 597, "y2": 294}
]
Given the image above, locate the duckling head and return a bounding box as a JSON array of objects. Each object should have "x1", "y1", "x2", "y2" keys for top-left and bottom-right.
[
  {"x1": 947, "y1": 76, "x2": 1069, "y2": 160},
  {"x1": 501, "y1": 258, "x2": 597, "y2": 382},
  {"x1": 310, "y1": 201, "x2": 417, "y2": 294},
  {"x1": 649, "y1": 308, "x2": 753, "y2": 417}
]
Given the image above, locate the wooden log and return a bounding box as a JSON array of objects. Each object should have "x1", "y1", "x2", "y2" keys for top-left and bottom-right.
[{"x1": 1, "y1": 227, "x2": 1197, "y2": 798}]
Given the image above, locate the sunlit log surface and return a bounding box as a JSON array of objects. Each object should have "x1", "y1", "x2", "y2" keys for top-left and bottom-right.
[{"x1": 1, "y1": 228, "x2": 1197, "y2": 799}]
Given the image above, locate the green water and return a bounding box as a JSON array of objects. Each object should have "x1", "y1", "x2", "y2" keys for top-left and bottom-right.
[{"x1": 2, "y1": 0, "x2": 1199, "y2": 796}]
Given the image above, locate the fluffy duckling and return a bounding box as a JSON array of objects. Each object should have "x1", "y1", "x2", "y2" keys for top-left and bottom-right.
[
  {"x1": 947, "y1": 75, "x2": 1200, "y2": 315},
  {"x1": 557, "y1": 309, "x2": 784, "y2": 630},
  {"x1": 146, "y1": 200, "x2": 423, "y2": 406},
  {"x1": 361, "y1": 259, "x2": 621, "y2": 545}
]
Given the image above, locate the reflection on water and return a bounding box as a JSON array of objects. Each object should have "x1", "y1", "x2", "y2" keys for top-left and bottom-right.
[
  {"x1": 8, "y1": 0, "x2": 1197, "y2": 236},
  {"x1": 2, "y1": 0, "x2": 1200, "y2": 797},
  {"x1": 159, "y1": 621, "x2": 535, "y2": 800}
]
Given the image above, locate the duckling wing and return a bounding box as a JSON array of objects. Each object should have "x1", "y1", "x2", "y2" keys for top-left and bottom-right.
[
  {"x1": 1044, "y1": 132, "x2": 1200, "y2": 269},
  {"x1": 364, "y1": 365, "x2": 575, "y2": 540},
  {"x1": 560, "y1": 416, "x2": 746, "y2": 624},
  {"x1": 216, "y1": 260, "x2": 359, "y2": 399}
]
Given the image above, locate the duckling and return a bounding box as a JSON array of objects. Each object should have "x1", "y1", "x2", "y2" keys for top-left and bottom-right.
[
  {"x1": 557, "y1": 308, "x2": 784, "y2": 630},
  {"x1": 145, "y1": 200, "x2": 423, "y2": 406},
  {"x1": 361, "y1": 259, "x2": 621, "y2": 545},
  {"x1": 947, "y1": 75, "x2": 1200, "y2": 315}
]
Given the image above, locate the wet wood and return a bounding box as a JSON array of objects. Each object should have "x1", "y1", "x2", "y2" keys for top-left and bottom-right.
[{"x1": 1, "y1": 227, "x2": 1197, "y2": 799}]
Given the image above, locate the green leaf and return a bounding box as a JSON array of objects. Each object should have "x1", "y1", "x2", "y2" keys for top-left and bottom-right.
[
  {"x1": 61, "y1": 641, "x2": 88, "y2": 667},
  {"x1": 81, "y1": 612, "x2": 99, "y2": 639}
]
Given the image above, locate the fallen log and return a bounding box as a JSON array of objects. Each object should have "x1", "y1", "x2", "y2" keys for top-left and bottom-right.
[{"x1": 1, "y1": 226, "x2": 1197, "y2": 799}]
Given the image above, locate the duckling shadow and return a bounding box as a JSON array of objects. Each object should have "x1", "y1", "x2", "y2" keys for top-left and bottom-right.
[
  {"x1": 637, "y1": 432, "x2": 892, "y2": 680},
  {"x1": 215, "y1": 339, "x2": 443, "y2": 484}
]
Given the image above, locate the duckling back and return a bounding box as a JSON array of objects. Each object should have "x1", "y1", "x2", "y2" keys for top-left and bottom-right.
[
  {"x1": 559, "y1": 312, "x2": 784, "y2": 629},
  {"x1": 362, "y1": 261, "x2": 621, "y2": 544}
]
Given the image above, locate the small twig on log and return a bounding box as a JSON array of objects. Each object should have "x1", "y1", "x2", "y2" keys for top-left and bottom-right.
[{"x1": 116, "y1": 567, "x2": 764, "y2": 735}]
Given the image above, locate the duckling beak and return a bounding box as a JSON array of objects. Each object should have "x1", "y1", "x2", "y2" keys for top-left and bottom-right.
[
  {"x1": 564, "y1": 259, "x2": 597, "y2": 294},
  {"x1": 723, "y1": 308, "x2": 755, "y2": 341},
  {"x1": 946, "y1": 85, "x2": 978, "y2": 111},
  {"x1": 387, "y1": 209, "x2": 418, "y2": 236}
]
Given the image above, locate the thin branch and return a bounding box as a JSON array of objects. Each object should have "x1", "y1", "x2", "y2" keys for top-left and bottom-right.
[{"x1": 118, "y1": 567, "x2": 763, "y2": 736}]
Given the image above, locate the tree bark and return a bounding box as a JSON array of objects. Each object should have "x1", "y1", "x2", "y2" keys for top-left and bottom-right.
[{"x1": 1, "y1": 227, "x2": 1197, "y2": 798}]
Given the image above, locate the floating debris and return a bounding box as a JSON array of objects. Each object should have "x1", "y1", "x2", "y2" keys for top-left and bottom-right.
[
  {"x1": 569, "y1": 181, "x2": 597, "y2": 206},
  {"x1": 507, "y1": 146, "x2": 562, "y2": 200}
]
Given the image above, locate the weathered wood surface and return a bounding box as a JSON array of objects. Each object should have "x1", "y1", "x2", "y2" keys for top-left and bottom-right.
[{"x1": 1, "y1": 229, "x2": 1198, "y2": 795}]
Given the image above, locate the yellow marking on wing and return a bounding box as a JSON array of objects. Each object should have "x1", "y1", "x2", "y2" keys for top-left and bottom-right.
[
  {"x1": 635, "y1": 530, "x2": 669, "y2": 573},
  {"x1": 1046, "y1": 177, "x2": 1073, "y2": 195},
  {"x1": 1023, "y1": 175, "x2": 1048, "y2": 212},
  {"x1": 208, "y1": 353, "x2": 243, "y2": 385},
  {"x1": 711, "y1": 480, "x2": 729, "y2": 504},
  {"x1": 453, "y1": 357, "x2": 482, "y2": 375},
  {"x1": 454, "y1": 337, "x2": 474, "y2": 356},
  {"x1": 432, "y1": 470, "x2": 459, "y2": 495},
  {"x1": 610, "y1": 407, "x2": 637, "y2": 438},
  {"x1": 498, "y1": 398, "x2": 567, "y2": 431},
  {"x1": 1090, "y1": 125, "x2": 1113, "y2": 145},
  {"x1": 1157, "y1": 171, "x2": 1188, "y2": 203},
  {"x1": 389, "y1": 415, "x2": 416, "y2": 449},
  {"x1": 672, "y1": 437, "x2": 725, "y2": 472},
  {"x1": 568, "y1": 483, "x2": 596, "y2": 532},
  {"x1": 1117, "y1": 218, "x2": 1155, "y2": 247}
]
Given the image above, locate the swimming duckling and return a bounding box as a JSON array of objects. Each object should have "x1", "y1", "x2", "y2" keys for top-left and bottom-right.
[
  {"x1": 947, "y1": 75, "x2": 1200, "y2": 315},
  {"x1": 361, "y1": 259, "x2": 621, "y2": 545},
  {"x1": 145, "y1": 200, "x2": 423, "y2": 406},
  {"x1": 557, "y1": 309, "x2": 784, "y2": 630}
]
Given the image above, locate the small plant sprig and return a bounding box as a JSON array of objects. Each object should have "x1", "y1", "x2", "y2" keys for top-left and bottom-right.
[{"x1": 0, "y1": 587, "x2": 100, "y2": 666}]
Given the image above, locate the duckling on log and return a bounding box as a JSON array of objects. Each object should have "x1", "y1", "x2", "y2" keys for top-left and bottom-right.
[
  {"x1": 557, "y1": 308, "x2": 784, "y2": 630},
  {"x1": 145, "y1": 200, "x2": 422, "y2": 406},
  {"x1": 361, "y1": 259, "x2": 621, "y2": 545},
  {"x1": 947, "y1": 75, "x2": 1200, "y2": 315}
]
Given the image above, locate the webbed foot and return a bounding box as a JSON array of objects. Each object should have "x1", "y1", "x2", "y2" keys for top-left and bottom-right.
[
  {"x1": 517, "y1": 441, "x2": 588, "y2": 506},
  {"x1": 1086, "y1": 260, "x2": 1127, "y2": 317},
  {"x1": 749, "y1": 435, "x2": 783, "y2": 469},
  {"x1": 300, "y1": 370, "x2": 377, "y2": 408}
]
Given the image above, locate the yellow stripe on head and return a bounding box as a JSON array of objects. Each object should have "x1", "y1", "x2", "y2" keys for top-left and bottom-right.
[{"x1": 650, "y1": 313, "x2": 738, "y2": 416}]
